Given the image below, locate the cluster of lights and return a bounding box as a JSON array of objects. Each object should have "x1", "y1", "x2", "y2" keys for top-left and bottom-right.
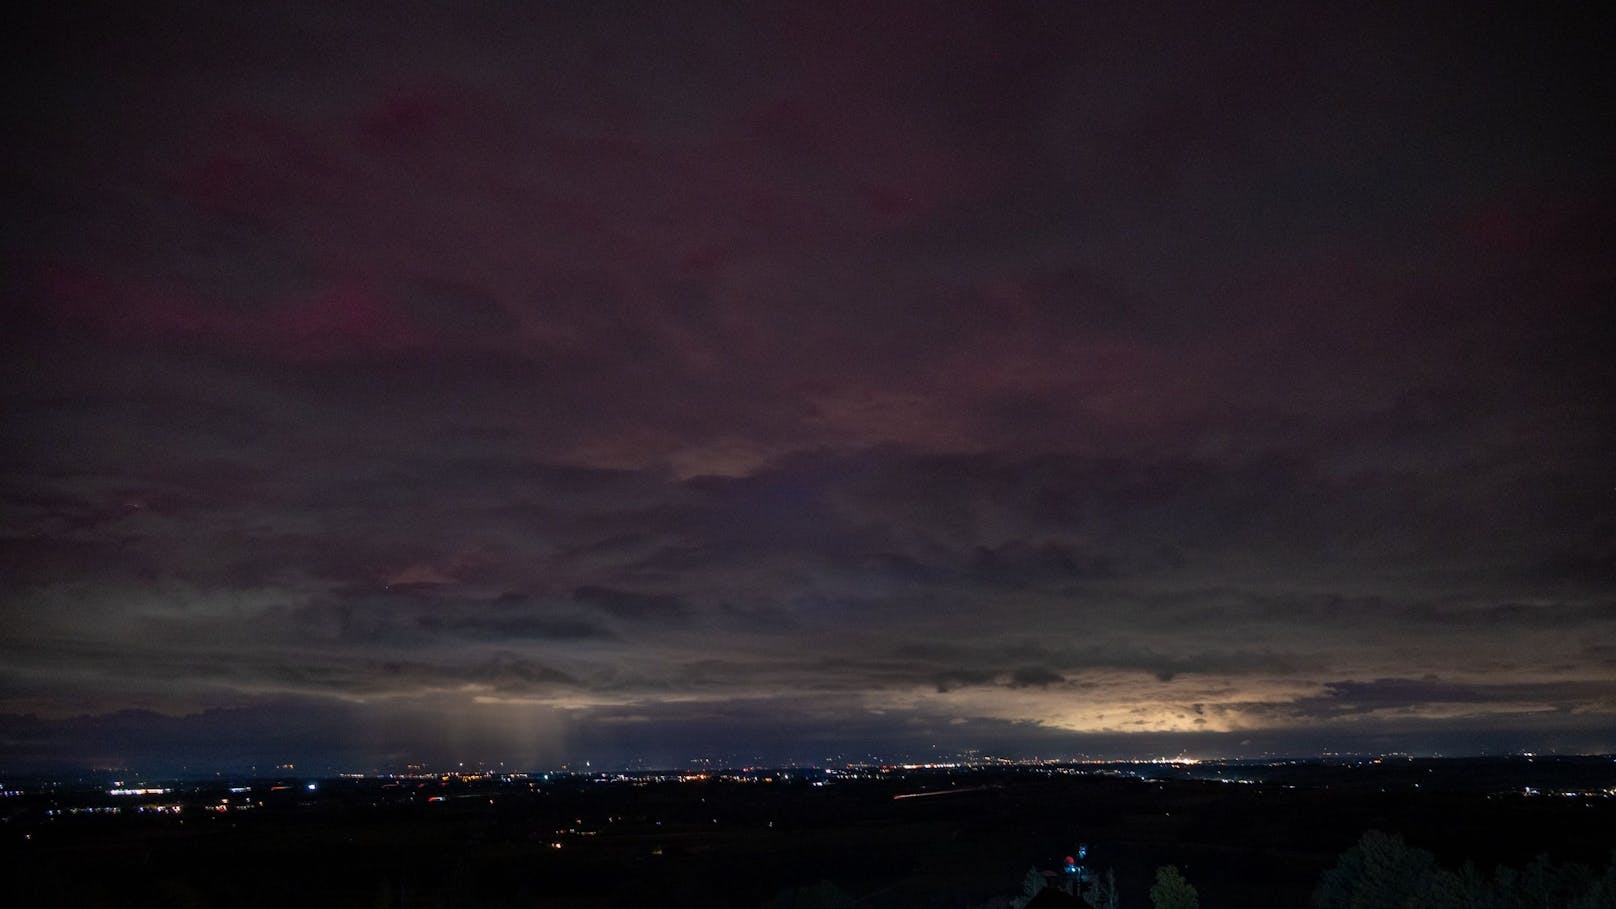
[{"x1": 137, "y1": 803, "x2": 184, "y2": 815}]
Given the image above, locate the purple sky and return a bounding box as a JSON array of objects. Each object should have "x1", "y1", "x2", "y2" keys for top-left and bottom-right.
[{"x1": 2, "y1": 1, "x2": 1613, "y2": 772}]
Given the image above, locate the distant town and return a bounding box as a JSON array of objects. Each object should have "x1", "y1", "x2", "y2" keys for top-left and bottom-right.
[
  {"x1": 9, "y1": 754, "x2": 1613, "y2": 832},
  {"x1": 6, "y1": 754, "x2": 1615, "y2": 906}
]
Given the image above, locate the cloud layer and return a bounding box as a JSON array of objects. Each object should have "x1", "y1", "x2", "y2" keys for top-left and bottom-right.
[{"x1": 2, "y1": 0, "x2": 1613, "y2": 770}]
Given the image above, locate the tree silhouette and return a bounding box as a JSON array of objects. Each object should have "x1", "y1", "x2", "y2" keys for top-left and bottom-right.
[
  {"x1": 1085, "y1": 867, "x2": 1120, "y2": 909},
  {"x1": 1149, "y1": 866, "x2": 1198, "y2": 909},
  {"x1": 1315, "y1": 831, "x2": 1456, "y2": 908},
  {"x1": 1012, "y1": 867, "x2": 1048, "y2": 909}
]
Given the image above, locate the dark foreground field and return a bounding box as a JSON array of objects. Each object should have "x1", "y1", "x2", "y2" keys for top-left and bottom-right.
[{"x1": 4, "y1": 759, "x2": 1614, "y2": 907}]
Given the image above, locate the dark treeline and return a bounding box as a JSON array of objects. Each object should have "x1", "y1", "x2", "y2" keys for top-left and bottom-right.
[
  {"x1": 974, "y1": 833, "x2": 1616, "y2": 909},
  {"x1": 1313, "y1": 831, "x2": 1616, "y2": 909}
]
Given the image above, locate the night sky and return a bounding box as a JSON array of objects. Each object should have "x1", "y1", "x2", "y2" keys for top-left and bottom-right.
[{"x1": 3, "y1": 1, "x2": 1613, "y2": 773}]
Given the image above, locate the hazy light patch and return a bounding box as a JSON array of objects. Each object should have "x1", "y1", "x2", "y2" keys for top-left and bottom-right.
[{"x1": 888, "y1": 672, "x2": 1323, "y2": 734}]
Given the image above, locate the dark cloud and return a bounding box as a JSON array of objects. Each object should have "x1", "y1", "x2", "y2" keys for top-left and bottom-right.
[
  {"x1": 571, "y1": 585, "x2": 691, "y2": 623},
  {"x1": 1286, "y1": 678, "x2": 1616, "y2": 720},
  {"x1": 1007, "y1": 666, "x2": 1066, "y2": 689},
  {"x1": 2, "y1": 0, "x2": 1613, "y2": 768}
]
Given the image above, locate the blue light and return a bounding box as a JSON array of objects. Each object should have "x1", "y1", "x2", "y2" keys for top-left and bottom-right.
[{"x1": 307, "y1": 783, "x2": 317, "y2": 790}]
